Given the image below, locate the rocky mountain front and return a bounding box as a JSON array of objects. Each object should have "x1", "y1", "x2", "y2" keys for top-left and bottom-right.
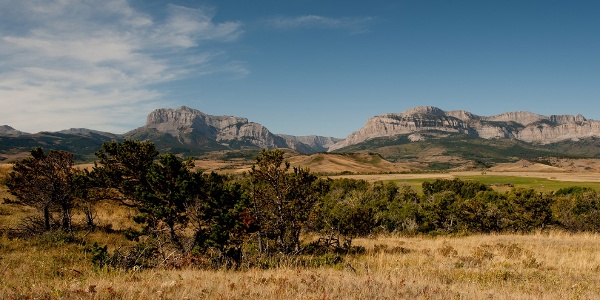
[
  {"x1": 329, "y1": 106, "x2": 600, "y2": 151},
  {"x1": 129, "y1": 106, "x2": 339, "y2": 153},
  {"x1": 3, "y1": 105, "x2": 600, "y2": 159}
]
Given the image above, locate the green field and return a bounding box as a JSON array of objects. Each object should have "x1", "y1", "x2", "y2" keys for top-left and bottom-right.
[{"x1": 388, "y1": 175, "x2": 600, "y2": 194}]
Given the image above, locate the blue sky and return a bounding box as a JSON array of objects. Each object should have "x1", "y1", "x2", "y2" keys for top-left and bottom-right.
[{"x1": 1, "y1": 0, "x2": 599, "y2": 138}]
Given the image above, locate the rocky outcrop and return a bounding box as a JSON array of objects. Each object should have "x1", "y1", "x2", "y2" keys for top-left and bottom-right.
[
  {"x1": 138, "y1": 106, "x2": 336, "y2": 153},
  {"x1": 482, "y1": 111, "x2": 545, "y2": 125},
  {"x1": 329, "y1": 107, "x2": 472, "y2": 151},
  {"x1": 329, "y1": 106, "x2": 600, "y2": 151}
]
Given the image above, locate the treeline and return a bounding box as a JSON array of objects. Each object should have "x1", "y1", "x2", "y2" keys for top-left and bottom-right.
[{"x1": 3, "y1": 140, "x2": 600, "y2": 269}]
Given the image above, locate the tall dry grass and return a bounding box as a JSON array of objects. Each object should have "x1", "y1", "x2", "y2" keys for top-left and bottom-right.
[
  {"x1": 1, "y1": 162, "x2": 599, "y2": 299},
  {"x1": 0, "y1": 164, "x2": 12, "y2": 198},
  {"x1": 1, "y1": 231, "x2": 599, "y2": 299}
]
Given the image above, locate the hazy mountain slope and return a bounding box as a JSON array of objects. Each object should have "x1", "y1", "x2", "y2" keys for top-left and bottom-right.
[
  {"x1": 0, "y1": 125, "x2": 28, "y2": 137},
  {"x1": 0, "y1": 130, "x2": 121, "y2": 162}
]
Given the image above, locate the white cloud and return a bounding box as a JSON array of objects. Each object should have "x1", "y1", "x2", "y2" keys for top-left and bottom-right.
[
  {"x1": 264, "y1": 15, "x2": 373, "y2": 33},
  {"x1": 0, "y1": 0, "x2": 245, "y2": 133}
]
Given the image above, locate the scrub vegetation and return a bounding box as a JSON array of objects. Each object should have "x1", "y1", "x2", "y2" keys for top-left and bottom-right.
[{"x1": 1, "y1": 141, "x2": 600, "y2": 299}]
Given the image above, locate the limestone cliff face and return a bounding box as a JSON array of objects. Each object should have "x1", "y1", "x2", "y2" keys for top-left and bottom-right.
[
  {"x1": 329, "y1": 106, "x2": 600, "y2": 151},
  {"x1": 482, "y1": 111, "x2": 545, "y2": 125},
  {"x1": 514, "y1": 120, "x2": 600, "y2": 143},
  {"x1": 329, "y1": 107, "x2": 471, "y2": 151},
  {"x1": 146, "y1": 106, "x2": 246, "y2": 139},
  {"x1": 143, "y1": 106, "x2": 334, "y2": 152}
]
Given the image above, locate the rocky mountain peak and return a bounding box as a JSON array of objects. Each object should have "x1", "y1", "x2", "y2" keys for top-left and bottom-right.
[
  {"x1": 445, "y1": 110, "x2": 479, "y2": 122},
  {"x1": 131, "y1": 106, "x2": 336, "y2": 153},
  {"x1": 399, "y1": 106, "x2": 446, "y2": 116},
  {"x1": 329, "y1": 106, "x2": 600, "y2": 151},
  {"x1": 549, "y1": 114, "x2": 586, "y2": 124},
  {"x1": 483, "y1": 111, "x2": 545, "y2": 126},
  {"x1": 147, "y1": 106, "x2": 201, "y2": 124}
]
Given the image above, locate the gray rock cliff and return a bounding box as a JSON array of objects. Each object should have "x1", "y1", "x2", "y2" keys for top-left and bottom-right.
[
  {"x1": 329, "y1": 106, "x2": 600, "y2": 151},
  {"x1": 140, "y1": 106, "x2": 335, "y2": 153}
]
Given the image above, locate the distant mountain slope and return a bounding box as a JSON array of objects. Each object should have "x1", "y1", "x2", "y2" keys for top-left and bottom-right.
[
  {"x1": 277, "y1": 134, "x2": 342, "y2": 153},
  {"x1": 3, "y1": 105, "x2": 600, "y2": 165},
  {"x1": 332, "y1": 129, "x2": 600, "y2": 170},
  {"x1": 329, "y1": 106, "x2": 600, "y2": 151},
  {"x1": 0, "y1": 125, "x2": 28, "y2": 137},
  {"x1": 0, "y1": 107, "x2": 337, "y2": 161},
  {"x1": 0, "y1": 130, "x2": 121, "y2": 162},
  {"x1": 123, "y1": 106, "x2": 337, "y2": 155}
]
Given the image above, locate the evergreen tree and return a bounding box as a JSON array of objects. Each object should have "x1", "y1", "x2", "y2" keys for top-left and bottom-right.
[
  {"x1": 250, "y1": 149, "x2": 318, "y2": 255},
  {"x1": 5, "y1": 148, "x2": 78, "y2": 232}
]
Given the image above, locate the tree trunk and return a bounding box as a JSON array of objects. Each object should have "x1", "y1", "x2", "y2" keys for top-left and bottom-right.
[
  {"x1": 61, "y1": 207, "x2": 71, "y2": 232},
  {"x1": 44, "y1": 206, "x2": 51, "y2": 231},
  {"x1": 257, "y1": 232, "x2": 264, "y2": 255},
  {"x1": 169, "y1": 223, "x2": 184, "y2": 252},
  {"x1": 83, "y1": 203, "x2": 96, "y2": 230}
]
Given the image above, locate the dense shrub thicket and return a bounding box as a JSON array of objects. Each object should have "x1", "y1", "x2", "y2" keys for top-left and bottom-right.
[{"x1": 3, "y1": 140, "x2": 600, "y2": 269}]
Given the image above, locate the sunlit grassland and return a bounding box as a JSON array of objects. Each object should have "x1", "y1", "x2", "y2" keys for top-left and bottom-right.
[
  {"x1": 1, "y1": 231, "x2": 599, "y2": 299},
  {"x1": 2, "y1": 163, "x2": 600, "y2": 299},
  {"x1": 387, "y1": 175, "x2": 600, "y2": 194}
]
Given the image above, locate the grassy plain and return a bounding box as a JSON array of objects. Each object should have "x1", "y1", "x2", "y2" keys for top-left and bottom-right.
[
  {"x1": 1, "y1": 231, "x2": 600, "y2": 299},
  {"x1": 2, "y1": 157, "x2": 600, "y2": 299}
]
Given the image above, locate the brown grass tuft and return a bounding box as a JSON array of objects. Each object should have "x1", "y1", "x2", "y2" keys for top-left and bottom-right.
[{"x1": 3, "y1": 232, "x2": 598, "y2": 299}]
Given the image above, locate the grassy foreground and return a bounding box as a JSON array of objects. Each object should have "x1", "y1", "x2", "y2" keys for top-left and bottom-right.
[
  {"x1": 1, "y1": 231, "x2": 599, "y2": 299},
  {"x1": 2, "y1": 161, "x2": 600, "y2": 299}
]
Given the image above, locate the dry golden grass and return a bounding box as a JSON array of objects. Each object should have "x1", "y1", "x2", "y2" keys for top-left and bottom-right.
[
  {"x1": 3, "y1": 158, "x2": 600, "y2": 299},
  {"x1": 1, "y1": 232, "x2": 599, "y2": 299},
  {"x1": 328, "y1": 170, "x2": 600, "y2": 184},
  {"x1": 191, "y1": 152, "x2": 416, "y2": 175},
  {"x1": 183, "y1": 154, "x2": 600, "y2": 185},
  {"x1": 193, "y1": 158, "x2": 254, "y2": 174},
  {"x1": 285, "y1": 153, "x2": 414, "y2": 174}
]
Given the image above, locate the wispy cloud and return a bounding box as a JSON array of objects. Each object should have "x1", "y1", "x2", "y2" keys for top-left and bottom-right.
[
  {"x1": 0, "y1": 0, "x2": 245, "y2": 133},
  {"x1": 263, "y1": 15, "x2": 373, "y2": 33}
]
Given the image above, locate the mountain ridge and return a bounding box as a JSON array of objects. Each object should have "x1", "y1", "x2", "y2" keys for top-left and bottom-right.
[
  {"x1": 329, "y1": 106, "x2": 600, "y2": 151},
  {"x1": 3, "y1": 105, "x2": 600, "y2": 162},
  {"x1": 124, "y1": 106, "x2": 338, "y2": 153}
]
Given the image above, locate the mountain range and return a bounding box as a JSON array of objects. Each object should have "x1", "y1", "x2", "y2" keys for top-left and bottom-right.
[
  {"x1": 2, "y1": 106, "x2": 600, "y2": 163},
  {"x1": 329, "y1": 106, "x2": 600, "y2": 150}
]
